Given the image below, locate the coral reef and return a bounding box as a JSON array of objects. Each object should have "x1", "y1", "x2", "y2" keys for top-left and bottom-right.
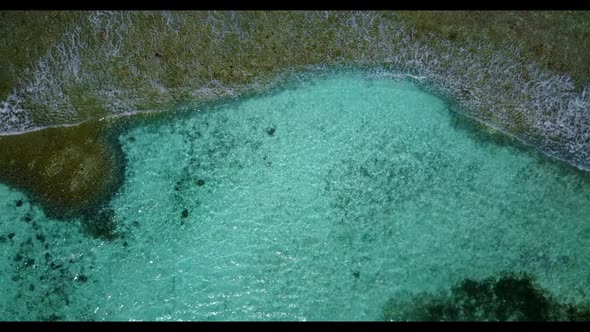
[
  {"x1": 0, "y1": 120, "x2": 125, "y2": 220},
  {"x1": 383, "y1": 272, "x2": 590, "y2": 321}
]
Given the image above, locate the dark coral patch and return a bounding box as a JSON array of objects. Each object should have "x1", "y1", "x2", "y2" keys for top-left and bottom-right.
[
  {"x1": 35, "y1": 233, "x2": 46, "y2": 243},
  {"x1": 383, "y1": 272, "x2": 590, "y2": 321},
  {"x1": 76, "y1": 274, "x2": 88, "y2": 283},
  {"x1": 266, "y1": 126, "x2": 276, "y2": 137},
  {"x1": 81, "y1": 207, "x2": 118, "y2": 241},
  {"x1": 24, "y1": 258, "x2": 35, "y2": 268}
]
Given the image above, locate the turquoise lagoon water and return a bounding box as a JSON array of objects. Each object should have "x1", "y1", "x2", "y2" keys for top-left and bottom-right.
[{"x1": 1, "y1": 73, "x2": 590, "y2": 320}]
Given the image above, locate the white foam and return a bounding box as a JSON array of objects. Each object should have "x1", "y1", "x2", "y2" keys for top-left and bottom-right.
[{"x1": 1, "y1": 11, "x2": 588, "y2": 169}]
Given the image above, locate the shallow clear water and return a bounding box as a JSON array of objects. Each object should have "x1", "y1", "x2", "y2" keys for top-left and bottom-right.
[{"x1": 1, "y1": 73, "x2": 590, "y2": 321}]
